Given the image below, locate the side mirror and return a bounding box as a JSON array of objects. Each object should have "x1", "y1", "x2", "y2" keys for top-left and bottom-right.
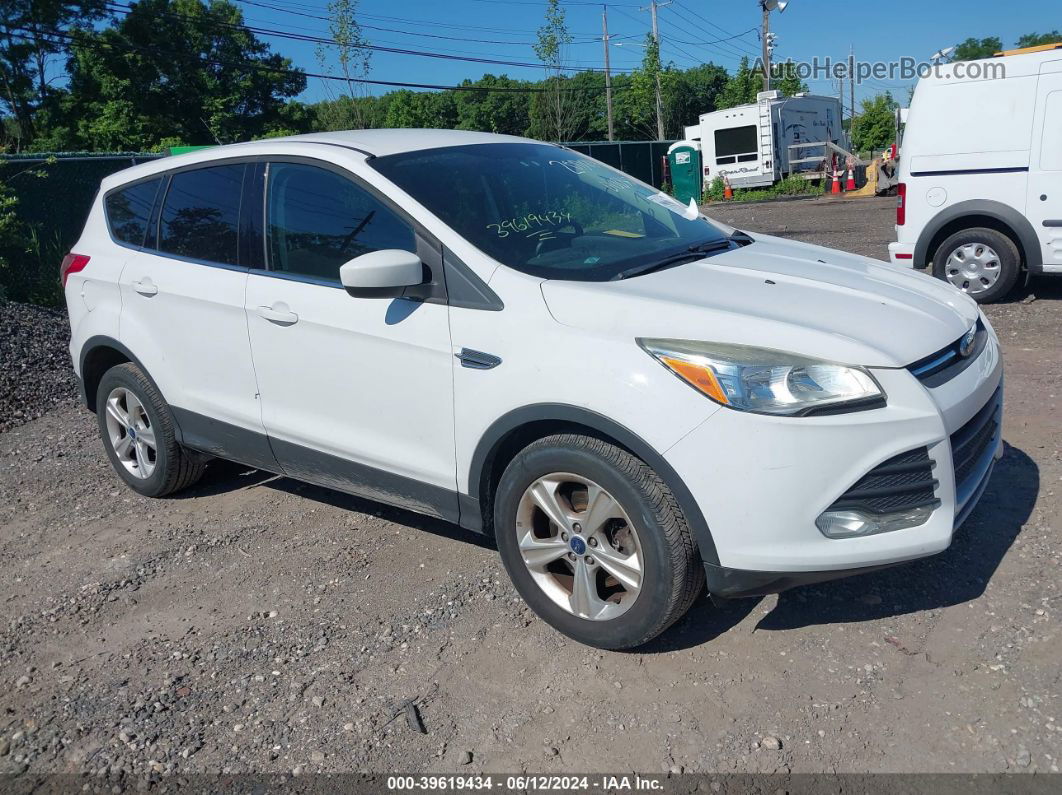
[{"x1": 339, "y1": 249, "x2": 427, "y2": 299}]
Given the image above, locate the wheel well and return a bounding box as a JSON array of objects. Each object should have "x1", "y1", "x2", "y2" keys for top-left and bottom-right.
[
  {"x1": 476, "y1": 420, "x2": 633, "y2": 536},
  {"x1": 81, "y1": 345, "x2": 130, "y2": 412},
  {"x1": 926, "y1": 214, "x2": 1026, "y2": 270}
]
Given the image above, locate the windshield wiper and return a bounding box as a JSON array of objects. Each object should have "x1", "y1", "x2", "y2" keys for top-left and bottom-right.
[{"x1": 609, "y1": 239, "x2": 732, "y2": 281}]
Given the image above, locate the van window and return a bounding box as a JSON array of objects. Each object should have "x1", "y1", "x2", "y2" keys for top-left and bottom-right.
[
  {"x1": 158, "y1": 165, "x2": 245, "y2": 266},
  {"x1": 266, "y1": 163, "x2": 415, "y2": 283},
  {"x1": 1042, "y1": 91, "x2": 1062, "y2": 171},
  {"x1": 105, "y1": 178, "x2": 161, "y2": 247},
  {"x1": 715, "y1": 125, "x2": 758, "y2": 165}
]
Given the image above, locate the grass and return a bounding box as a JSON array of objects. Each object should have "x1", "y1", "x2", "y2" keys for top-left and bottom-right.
[{"x1": 703, "y1": 175, "x2": 826, "y2": 204}]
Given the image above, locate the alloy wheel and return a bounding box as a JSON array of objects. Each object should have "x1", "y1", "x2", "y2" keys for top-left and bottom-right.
[
  {"x1": 515, "y1": 473, "x2": 643, "y2": 621},
  {"x1": 103, "y1": 387, "x2": 157, "y2": 479}
]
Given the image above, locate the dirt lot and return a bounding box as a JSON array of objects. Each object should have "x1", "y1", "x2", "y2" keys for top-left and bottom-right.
[{"x1": 1, "y1": 196, "x2": 1060, "y2": 784}]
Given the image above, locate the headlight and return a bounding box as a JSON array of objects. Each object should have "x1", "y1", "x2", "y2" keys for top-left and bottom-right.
[{"x1": 638, "y1": 339, "x2": 885, "y2": 416}]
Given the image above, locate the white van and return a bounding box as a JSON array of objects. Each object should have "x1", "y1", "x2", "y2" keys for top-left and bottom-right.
[{"x1": 889, "y1": 43, "x2": 1062, "y2": 303}]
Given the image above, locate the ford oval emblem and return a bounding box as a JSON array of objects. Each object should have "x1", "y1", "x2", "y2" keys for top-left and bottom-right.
[{"x1": 959, "y1": 325, "x2": 977, "y2": 358}]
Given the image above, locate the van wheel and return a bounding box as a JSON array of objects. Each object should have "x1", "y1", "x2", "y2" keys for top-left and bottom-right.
[
  {"x1": 932, "y1": 228, "x2": 1020, "y2": 303},
  {"x1": 96, "y1": 363, "x2": 206, "y2": 497},
  {"x1": 493, "y1": 434, "x2": 704, "y2": 650}
]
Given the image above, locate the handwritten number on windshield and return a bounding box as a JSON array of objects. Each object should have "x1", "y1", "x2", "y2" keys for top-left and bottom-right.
[{"x1": 487, "y1": 211, "x2": 573, "y2": 239}]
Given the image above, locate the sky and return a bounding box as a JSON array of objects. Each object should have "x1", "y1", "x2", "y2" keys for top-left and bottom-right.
[{"x1": 223, "y1": 0, "x2": 1058, "y2": 112}]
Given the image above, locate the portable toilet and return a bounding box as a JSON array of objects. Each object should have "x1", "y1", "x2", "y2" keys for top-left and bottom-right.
[{"x1": 667, "y1": 142, "x2": 702, "y2": 205}]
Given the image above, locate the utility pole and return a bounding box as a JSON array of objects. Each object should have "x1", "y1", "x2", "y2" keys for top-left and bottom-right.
[
  {"x1": 648, "y1": 0, "x2": 667, "y2": 140},
  {"x1": 761, "y1": 1, "x2": 771, "y2": 92},
  {"x1": 849, "y1": 45, "x2": 856, "y2": 126},
  {"x1": 602, "y1": 5, "x2": 614, "y2": 141}
]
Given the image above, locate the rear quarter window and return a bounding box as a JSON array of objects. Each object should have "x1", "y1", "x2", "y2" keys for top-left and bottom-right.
[{"x1": 105, "y1": 178, "x2": 162, "y2": 247}]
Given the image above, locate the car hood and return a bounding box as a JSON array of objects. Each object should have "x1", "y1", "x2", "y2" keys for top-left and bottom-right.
[{"x1": 540, "y1": 233, "x2": 979, "y2": 368}]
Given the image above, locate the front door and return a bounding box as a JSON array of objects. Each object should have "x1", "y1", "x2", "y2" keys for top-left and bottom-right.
[
  {"x1": 1029, "y1": 69, "x2": 1062, "y2": 270},
  {"x1": 245, "y1": 160, "x2": 458, "y2": 521}
]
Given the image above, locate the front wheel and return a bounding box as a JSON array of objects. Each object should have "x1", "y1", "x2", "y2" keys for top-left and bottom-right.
[
  {"x1": 493, "y1": 434, "x2": 704, "y2": 649},
  {"x1": 932, "y1": 227, "x2": 1020, "y2": 303}
]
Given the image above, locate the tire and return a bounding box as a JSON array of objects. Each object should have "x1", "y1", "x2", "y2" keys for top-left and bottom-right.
[
  {"x1": 932, "y1": 227, "x2": 1021, "y2": 304},
  {"x1": 95, "y1": 363, "x2": 206, "y2": 497},
  {"x1": 493, "y1": 434, "x2": 704, "y2": 649}
]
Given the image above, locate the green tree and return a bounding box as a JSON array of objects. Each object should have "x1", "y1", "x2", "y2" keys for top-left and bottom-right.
[
  {"x1": 384, "y1": 90, "x2": 457, "y2": 129},
  {"x1": 772, "y1": 61, "x2": 808, "y2": 97},
  {"x1": 850, "y1": 91, "x2": 898, "y2": 154},
  {"x1": 315, "y1": 0, "x2": 373, "y2": 128},
  {"x1": 454, "y1": 74, "x2": 531, "y2": 135},
  {"x1": 530, "y1": 0, "x2": 576, "y2": 141},
  {"x1": 1016, "y1": 31, "x2": 1061, "y2": 49},
  {"x1": 60, "y1": 0, "x2": 305, "y2": 149},
  {"x1": 668, "y1": 63, "x2": 728, "y2": 134},
  {"x1": 951, "y1": 36, "x2": 1002, "y2": 61},
  {"x1": 612, "y1": 36, "x2": 682, "y2": 139},
  {"x1": 314, "y1": 94, "x2": 389, "y2": 131},
  {"x1": 0, "y1": 1, "x2": 107, "y2": 147},
  {"x1": 717, "y1": 56, "x2": 760, "y2": 109}
]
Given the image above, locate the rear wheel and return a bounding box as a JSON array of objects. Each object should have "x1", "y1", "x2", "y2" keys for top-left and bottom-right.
[
  {"x1": 932, "y1": 227, "x2": 1020, "y2": 303},
  {"x1": 494, "y1": 434, "x2": 704, "y2": 649},
  {"x1": 96, "y1": 363, "x2": 206, "y2": 497}
]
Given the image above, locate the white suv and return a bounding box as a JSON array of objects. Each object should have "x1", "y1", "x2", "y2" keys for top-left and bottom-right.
[{"x1": 63, "y1": 130, "x2": 1003, "y2": 649}]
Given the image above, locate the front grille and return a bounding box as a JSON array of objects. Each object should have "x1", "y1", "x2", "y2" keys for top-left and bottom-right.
[
  {"x1": 951, "y1": 387, "x2": 1002, "y2": 504},
  {"x1": 907, "y1": 318, "x2": 987, "y2": 387},
  {"x1": 826, "y1": 447, "x2": 939, "y2": 515}
]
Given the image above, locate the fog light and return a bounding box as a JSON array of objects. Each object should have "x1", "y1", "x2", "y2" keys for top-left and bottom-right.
[{"x1": 815, "y1": 505, "x2": 937, "y2": 539}]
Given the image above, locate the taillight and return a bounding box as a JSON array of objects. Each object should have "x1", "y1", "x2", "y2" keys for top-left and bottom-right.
[
  {"x1": 896, "y1": 183, "x2": 906, "y2": 226},
  {"x1": 60, "y1": 253, "x2": 90, "y2": 287}
]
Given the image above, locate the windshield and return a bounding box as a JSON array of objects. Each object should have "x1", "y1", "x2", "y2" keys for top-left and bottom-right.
[{"x1": 370, "y1": 142, "x2": 730, "y2": 281}]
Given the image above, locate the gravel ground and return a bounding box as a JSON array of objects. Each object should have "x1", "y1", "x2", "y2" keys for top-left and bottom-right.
[
  {"x1": 1, "y1": 196, "x2": 1060, "y2": 785},
  {"x1": 0, "y1": 300, "x2": 77, "y2": 433}
]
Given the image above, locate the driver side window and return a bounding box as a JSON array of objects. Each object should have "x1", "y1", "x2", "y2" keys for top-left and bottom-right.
[{"x1": 266, "y1": 162, "x2": 415, "y2": 282}]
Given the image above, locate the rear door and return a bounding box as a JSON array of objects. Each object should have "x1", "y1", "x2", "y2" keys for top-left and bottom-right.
[
  {"x1": 244, "y1": 159, "x2": 458, "y2": 520},
  {"x1": 118, "y1": 161, "x2": 273, "y2": 467},
  {"x1": 1029, "y1": 68, "x2": 1062, "y2": 270}
]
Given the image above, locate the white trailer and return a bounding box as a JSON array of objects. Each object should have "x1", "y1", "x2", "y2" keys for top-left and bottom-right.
[{"x1": 682, "y1": 90, "x2": 848, "y2": 189}]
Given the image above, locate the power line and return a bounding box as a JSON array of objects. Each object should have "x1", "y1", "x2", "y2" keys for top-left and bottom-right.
[
  {"x1": 102, "y1": 2, "x2": 629, "y2": 74},
  {"x1": 234, "y1": 0, "x2": 613, "y2": 39},
  {"x1": 233, "y1": 0, "x2": 607, "y2": 46},
  {"x1": 6, "y1": 26, "x2": 631, "y2": 95},
  {"x1": 664, "y1": 2, "x2": 759, "y2": 60}
]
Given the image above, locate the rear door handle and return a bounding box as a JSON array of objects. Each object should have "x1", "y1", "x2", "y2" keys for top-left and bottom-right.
[
  {"x1": 256, "y1": 304, "x2": 299, "y2": 326},
  {"x1": 132, "y1": 278, "x2": 158, "y2": 297}
]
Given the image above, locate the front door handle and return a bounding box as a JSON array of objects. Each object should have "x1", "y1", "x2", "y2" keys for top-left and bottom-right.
[
  {"x1": 256, "y1": 304, "x2": 299, "y2": 326},
  {"x1": 132, "y1": 278, "x2": 158, "y2": 297}
]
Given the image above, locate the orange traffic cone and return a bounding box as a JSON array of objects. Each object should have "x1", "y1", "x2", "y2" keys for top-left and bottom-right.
[
  {"x1": 831, "y1": 171, "x2": 841, "y2": 194},
  {"x1": 845, "y1": 168, "x2": 856, "y2": 191},
  {"x1": 722, "y1": 175, "x2": 733, "y2": 200}
]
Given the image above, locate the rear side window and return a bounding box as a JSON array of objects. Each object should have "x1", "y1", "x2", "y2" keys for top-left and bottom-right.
[
  {"x1": 105, "y1": 178, "x2": 161, "y2": 247},
  {"x1": 266, "y1": 162, "x2": 415, "y2": 283},
  {"x1": 158, "y1": 165, "x2": 245, "y2": 266}
]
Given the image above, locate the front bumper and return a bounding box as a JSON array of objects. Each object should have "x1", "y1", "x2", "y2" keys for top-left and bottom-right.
[{"x1": 664, "y1": 331, "x2": 1003, "y2": 596}]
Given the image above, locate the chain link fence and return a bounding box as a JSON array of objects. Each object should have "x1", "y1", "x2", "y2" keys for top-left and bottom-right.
[{"x1": 0, "y1": 153, "x2": 162, "y2": 306}]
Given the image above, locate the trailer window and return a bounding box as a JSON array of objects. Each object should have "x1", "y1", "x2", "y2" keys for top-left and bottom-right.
[{"x1": 714, "y1": 125, "x2": 759, "y2": 165}]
